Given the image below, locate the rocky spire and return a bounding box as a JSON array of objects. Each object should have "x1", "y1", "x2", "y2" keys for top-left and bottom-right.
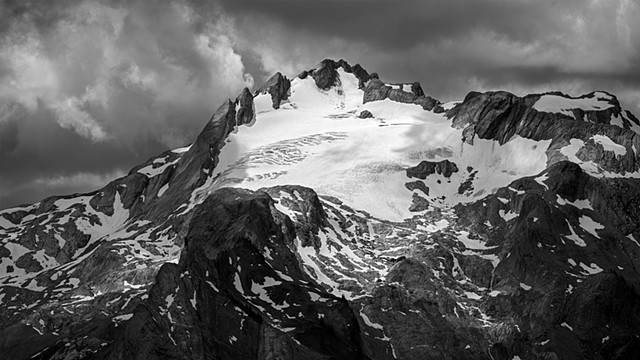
[
  {"x1": 255, "y1": 72, "x2": 291, "y2": 109},
  {"x1": 297, "y1": 59, "x2": 373, "y2": 91}
]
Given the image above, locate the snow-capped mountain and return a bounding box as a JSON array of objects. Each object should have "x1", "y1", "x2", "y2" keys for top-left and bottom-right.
[{"x1": 1, "y1": 59, "x2": 639, "y2": 360}]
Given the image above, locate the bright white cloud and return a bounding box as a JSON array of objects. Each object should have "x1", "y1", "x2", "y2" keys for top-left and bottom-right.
[
  {"x1": 0, "y1": 35, "x2": 58, "y2": 112},
  {"x1": 53, "y1": 97, "x2": 107, "y2": 141},
  {"x1": 0, "y1": 0, "x2": 254, "y2": 146}
]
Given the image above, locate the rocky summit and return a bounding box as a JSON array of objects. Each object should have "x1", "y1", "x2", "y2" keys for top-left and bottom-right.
[{"x1": 1, "y1": 59, "x2": 640, "y2": 360}]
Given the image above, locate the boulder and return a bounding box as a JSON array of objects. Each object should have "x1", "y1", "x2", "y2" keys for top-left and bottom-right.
[
  {"x1": 358, "y1": 110, "x2": 374, "y2": 119},
  {"x1": 363, "y1": 78, "x2": 390, "y2": 103}
]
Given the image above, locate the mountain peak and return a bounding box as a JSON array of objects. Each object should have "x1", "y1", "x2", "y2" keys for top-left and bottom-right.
[{"x1": 296, "y1": 58, "x2": 372, "y2": 90}]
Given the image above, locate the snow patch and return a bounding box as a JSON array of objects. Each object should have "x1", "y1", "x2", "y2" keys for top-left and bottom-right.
[
  {"x1": 465, "y1": 291, "x2": 482, "y2": 299},
  {"x1": 441, "y1": 101, "x2": 460, "y2": 110},
  {"x1": 627, "y1": 234, "x2": 640, "y2": 247},
  {"x1": 171, "y1": 144, "x2": 192, "y2": 153},
  {"x1": 359, "y1": 307, "x2": 384, "y2": 330},
  {"x1": 561, "y1": 322, "x2": 573, "y2": 331},
  {"x1": 499, "y1": 209, "x2": 518, "y2": 221},
  {"x1": 591, "y1": 135, "x2": 626, "y2": 156},
  {"x1": 234, "y1": 273, "x2": 244, "y2": 294},
  {"x1": 565, "y1": 220, "x2": 587, "y2": 247},
  {"x1": 157, "y1": 184, "x2": 169, "y2": 197},
  {"x1": 534, "y1": 93, "x2": 613, "y2": 117},
  {"x1": 456, "y1": 231, "x2": 496, "y2": 250},
  {"x1": 557, "y1": 195, "x2": 593, "y2": 210},
  {"x1": 138, "y1": 157, "x2": 179, "y2": 177},
  {"x1": 579, "y1": 262, "x2": 603, "y2": 275},
  {"x1": 578, "y1": 215, "x2": 604, "y2": 239},
  {"x1": 113, "y1": 313, "x2": 133, "y2": 322}
]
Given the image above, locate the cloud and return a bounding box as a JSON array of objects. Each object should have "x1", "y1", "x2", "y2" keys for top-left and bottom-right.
[
  {"x1": 0, "y1": 169, "x2": 126, "y2": 208},
  {"x1": 30, "y1": 170, "x2": 126, "y2": 189},
  {"x1": 0, "y1": 0, "x2": 259, "y2": 209},
  {"x1": 53, "y1": 97, "x2": 107, "y2": 141},
  {"x1": 217, "y1": 0, "x2": 553, "y2": 50},
  {"x1": 209, "y1": 0, "x2": 639, "y2": 110},
  {"x1": 0, "y1": 0, "x2": 254, "y2": 144}
]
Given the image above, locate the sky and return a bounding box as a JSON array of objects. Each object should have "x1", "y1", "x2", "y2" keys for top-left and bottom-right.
[{"x1": 0, "y1": 0, "x2": 639, "y2": 209}]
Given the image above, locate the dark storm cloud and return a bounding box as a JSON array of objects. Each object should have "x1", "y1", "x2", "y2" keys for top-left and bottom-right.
[
  {"x1": 213, "y1": 0, "x2": 640, "y2": 100},
  {"x1": 0, "y1": 99, "x2": 140, "y2": 207},
  {"x1": 1, "y1": 0, "x2": 639, "y2": 209},
  {"x1": 0, "y1": 0, "x2": 81, "y2": 37},
  {"x1": 219, "y1": 0, "x2": 555, "y2": 50}
]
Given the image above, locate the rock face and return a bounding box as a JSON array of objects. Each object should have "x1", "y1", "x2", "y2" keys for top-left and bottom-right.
[
  {"x1": 404, "y1": 180, "x2": 429, "y2": 195},
  {"x1": 451, "y1": 160, "x2": 640, "y2": 360},
  {"x1": 448, "y1": 90, "x2": 640, "y2": 176},
  {"x1": 1, "y1": 59, "x2": 640, "y2": 360},
  {"x1": 406, "y1": 160, "x2": 459, "y2": 179},
  {"x1": 100, "y1": 187, "x2": 375, "y2": 360},
  {"x1": 363, "y1": 78, "x2": 441, "y2": 111},
  {"x1": 255, "y1": 72, "x2": 291, "y2": 109},
  {"x1": 0, "y1": 85, "x2": 259, "y2": 359},
  {"x1": 311, "y1": 59, "x2": 341, "y2": 90},
  {"x1": 235, "y1": 87, "x2": 256, "y2": 125},
  {"x1": 351, "y1": 64, "x2": 372, "y2": 88},
  {"x1": 150, "y1": 86, "x2": 256, "y2": 219}
]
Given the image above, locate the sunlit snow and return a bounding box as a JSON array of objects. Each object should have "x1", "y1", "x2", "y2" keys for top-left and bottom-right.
[{"x1": 185, "y1": 71, "x2": 553, "y2": 221}]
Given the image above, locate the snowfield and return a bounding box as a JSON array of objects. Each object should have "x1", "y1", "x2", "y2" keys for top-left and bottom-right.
[{"x1": 189, "y1": 71, "x2": 552, "y2": 221}]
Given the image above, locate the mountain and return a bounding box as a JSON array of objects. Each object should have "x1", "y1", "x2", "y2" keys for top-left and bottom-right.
[{"x1": 1, "y1": 59, "x2": 639, "y2": 360}]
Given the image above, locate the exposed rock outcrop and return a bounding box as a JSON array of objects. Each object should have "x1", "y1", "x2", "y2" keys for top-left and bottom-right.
[
  {"x1": 451, "y1": 160, "x2": 640, "y2": 359},
  {"x1": 236, "y1": 87, "x2": 255, "y2": 125},
  {"x1": 255, "y1": 72, "x2": 291, "y2": 109},
  {"x1": 406, "y1": 160, "x2": 459, "y2": 179},
  {"x1": 408, "y1": 193, "x2": 430, "y2": 212},
  {"x1": 148, "y1": 87, "x2": 256, "y2": 220},
  {"x1": 363, "y1": 78, "x2": 440, "y2": 111},
  {"x1": 300, "y1": 59, "x2": 372, "y2": 91},
  {"x1": 358, "y1": 110, "x2": 374, "y2": 119},
  {"x1": 448, "y1": 90, "x2": 640, "y2": 175},
  {"x1": 312, "y1": 59, "x2": 340, "y2": 90},
  {"x1": 351, "y1": 64, "x2": 371, "y2": 88},
  {"x1": 101, "y1": 187, "x2": 378, "y2": 360},
  {"x1": 405, "y1": 180, "x2": 429, "y2": 195}
]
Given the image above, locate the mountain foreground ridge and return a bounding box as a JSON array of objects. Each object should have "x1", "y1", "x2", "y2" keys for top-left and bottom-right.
[{"x1": 1, "y1": 59, "x2": 640, "y2": 360}]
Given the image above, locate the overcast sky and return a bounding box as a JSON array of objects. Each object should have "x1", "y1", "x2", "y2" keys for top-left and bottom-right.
[{"x1": 1, "y1": 0, "x2": 639, "y2": 209}]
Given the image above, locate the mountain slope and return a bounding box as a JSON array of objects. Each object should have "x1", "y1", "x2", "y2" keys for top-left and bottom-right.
[{"x1": 1, "y1": 59, "x2": 639, "y2": 360}]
